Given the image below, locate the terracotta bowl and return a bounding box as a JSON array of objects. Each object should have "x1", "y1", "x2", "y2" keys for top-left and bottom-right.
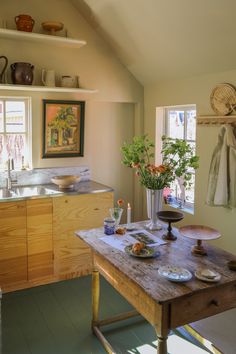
[{"x1": 51, "y1": 175, "x2": 80, "y2": 189}]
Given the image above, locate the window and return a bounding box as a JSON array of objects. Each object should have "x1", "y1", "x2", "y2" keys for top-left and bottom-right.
[
  {"x1": 0, "y1": 97, "x2": 31, "y2": 170},
  {"x1": 156, "y1": 104, "x2": 197, "y2": 212}
]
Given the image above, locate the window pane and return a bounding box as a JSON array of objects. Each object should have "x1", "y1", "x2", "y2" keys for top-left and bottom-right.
[
  {"x1": 0, "y1": 101, "x2": 3, "y2": 132},
  {"x1": 0, "y1": 134, "x2": 4, "y2": 167},
  {"x1": 185, "y1": 174, "x2": 195, "y2": 203},
  {"x1": 167, "y1": 110, "x2": 184, "y2": 139},
  {"x1": 186, "y1": 110, "x2": 196, "y2": 140},
  {"x1": 6, "y1": 134, "x2": 25, "y2": 168},
  {"x1": 6, "y1": 101, "x2": 25, "y2": 132}
]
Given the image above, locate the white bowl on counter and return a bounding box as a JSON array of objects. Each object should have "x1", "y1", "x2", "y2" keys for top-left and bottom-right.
[{"x1": 51, "y1": 175, "x2": 81, "y2": 189}]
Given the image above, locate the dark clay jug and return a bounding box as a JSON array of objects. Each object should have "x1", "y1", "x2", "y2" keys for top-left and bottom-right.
[
  {"x1": 11, "y1": 62, "x2": 34, "y2": 85},
  {"x1": 0, "y1": 56, "x2": 8, "y2": 83}
]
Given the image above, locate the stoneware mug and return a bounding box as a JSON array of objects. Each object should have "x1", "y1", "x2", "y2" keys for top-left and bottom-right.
[
  {"x1": 42, "y1": 69, "x2": 56, "y2": 87},
  {"x1": 61, "y1": 75, "x2": 79, "y2": 88}
]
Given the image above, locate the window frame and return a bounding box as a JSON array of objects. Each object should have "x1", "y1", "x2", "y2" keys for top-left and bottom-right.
[
  {"x1": 0, "y1": 96, "x2": 32, "y2": 170},
  {"x1": 156, "y1": 104, "x2": 197, "y2": 213}
]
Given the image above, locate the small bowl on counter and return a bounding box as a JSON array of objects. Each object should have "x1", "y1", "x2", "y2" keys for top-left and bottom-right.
[{"x1": 51, "y1": 175, "x2": 81, "y2": 189}]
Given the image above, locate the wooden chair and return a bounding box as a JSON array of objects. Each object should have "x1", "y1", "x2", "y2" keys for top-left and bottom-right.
[{"x1": 183, "y1": 308, "x2": 236, "y2": 354}]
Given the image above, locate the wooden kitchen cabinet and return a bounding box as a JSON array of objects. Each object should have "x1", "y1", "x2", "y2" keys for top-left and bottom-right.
[
  {"x1": 26, "y1": 198, "x2": 53, "y2": 282},
  {"x1": 53, "y1": 192, "x2": 113, "y2": 279},
  {"x1": 0, "y1": 201, "x2": 27, "y2": 289},
  {"x1": 0, "y1": 190, "x2": 113, "y2": 292}
]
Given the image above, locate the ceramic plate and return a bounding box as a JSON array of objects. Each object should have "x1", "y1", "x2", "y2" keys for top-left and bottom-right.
[
  {"x1": 195, "y1": 269, "x2": 221, "y2": 283},
  {"x1": 158, "y1": 265, "x2": 192, "y2": 282},
  {"x1": 125, "y1": 245, "x2": 159, "y2": 258},
  {"x1": 126, "y1": 225, "x2": 138, "y2": 231}
]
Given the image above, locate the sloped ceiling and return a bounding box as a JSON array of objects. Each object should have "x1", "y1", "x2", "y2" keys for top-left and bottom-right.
[{"x1": 72, "y1": 0, "x2": 236, "y2": 85}]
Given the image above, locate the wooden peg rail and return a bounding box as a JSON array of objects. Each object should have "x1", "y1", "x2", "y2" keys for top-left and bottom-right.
[{"x1": 197, "y1": 115, "x2": 236, "y2": 125}]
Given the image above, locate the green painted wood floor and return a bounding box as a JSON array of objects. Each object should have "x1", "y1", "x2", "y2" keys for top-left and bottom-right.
[{"x1": 2, "y1": 276, "x2": 210, "y2": 354}]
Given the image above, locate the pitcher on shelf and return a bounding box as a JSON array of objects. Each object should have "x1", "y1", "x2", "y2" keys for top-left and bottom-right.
[{"x1": 42, "y1": 69, "x2": 56, "y2": 87}]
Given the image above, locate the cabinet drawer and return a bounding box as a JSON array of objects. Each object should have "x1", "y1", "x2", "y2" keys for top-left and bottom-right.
[{"x1": 170, "y1": 282, "x2": 236, "y2": 328}]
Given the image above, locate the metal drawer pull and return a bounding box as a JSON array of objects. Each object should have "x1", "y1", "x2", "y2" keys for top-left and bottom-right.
[{"x1": 210, "y1": 299, "x2": 219, "y2": 306}]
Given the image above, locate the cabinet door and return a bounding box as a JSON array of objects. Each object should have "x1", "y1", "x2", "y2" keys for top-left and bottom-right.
[
  {"x1": 0, "y1": 201, "x2": 27, "y2": 288},
  {"x1": 27, "y1": 198, "x2": 53, "y2": 281},
  {"x1": 53, "y1": 192, "x2": 113, "y2": 278}
]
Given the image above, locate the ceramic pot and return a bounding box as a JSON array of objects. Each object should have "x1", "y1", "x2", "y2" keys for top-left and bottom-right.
[
  {"x1": 11, "y1": 62, "x2": 34, "y2": 85},
  {"x1": 145, "y1": 188, "x2": 163, "y2": 230},
  {"x1": 15, "y1": 14, "x2": 35, "y2": 32},
  {"x1": 61, "y1": 75, "x2": 79, "y2": 88},
  {"x1": 0, "y1": 56, "x2": 8, "y2": 83}
]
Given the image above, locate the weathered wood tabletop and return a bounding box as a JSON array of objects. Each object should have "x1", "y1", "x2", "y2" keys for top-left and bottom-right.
[{"x1": 75, "y1": 221, "x2": 236, "y2": 354}]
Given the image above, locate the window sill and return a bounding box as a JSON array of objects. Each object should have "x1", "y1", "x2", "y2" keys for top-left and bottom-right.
[{"x1": 165, "y1": 202, "x2": 194, "y2": 215}]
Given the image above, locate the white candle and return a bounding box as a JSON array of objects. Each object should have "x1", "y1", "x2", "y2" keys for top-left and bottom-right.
[{"x1": 127, "y1": 203, "x2": 131, "y2": 225}]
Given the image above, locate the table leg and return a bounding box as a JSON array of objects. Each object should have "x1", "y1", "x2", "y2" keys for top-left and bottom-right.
[
  {"x1": 157, "y1": 336, "x2": 168, "y2": 354},
  {"x1": 155, "y1": 327, "x2": 169, "y2": 354},
  {"x1": 92, "y1": 270, "x2": 100, "y2": 329}
]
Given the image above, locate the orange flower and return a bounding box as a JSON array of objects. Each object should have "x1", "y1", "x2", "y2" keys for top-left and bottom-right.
[
  {"x1": 117, "y1": 199, "x2": 124, "y2": 207},
  {"x1": 156, "y1": 164, "x2": 166, "y2": 173},
  {"x1": 146, "y1": 164, "x2": 158, "y2": 174},
  {"x1": 132, "y1": 162, "x2": 140, "y2": 169}
]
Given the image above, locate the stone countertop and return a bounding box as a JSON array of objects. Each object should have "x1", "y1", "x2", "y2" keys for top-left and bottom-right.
[{"x1": 0, "y1": 180, "x2": 113, "y2": 202}]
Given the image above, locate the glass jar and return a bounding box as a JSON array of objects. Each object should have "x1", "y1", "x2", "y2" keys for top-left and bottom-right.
[{"x1": 104, "y1": 217, "x2": 115, "y2": 235}]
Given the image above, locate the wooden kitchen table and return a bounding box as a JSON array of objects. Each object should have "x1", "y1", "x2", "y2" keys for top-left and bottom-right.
[{"x1": 75, "y1": 222, "x2": 236, "y2": 354}]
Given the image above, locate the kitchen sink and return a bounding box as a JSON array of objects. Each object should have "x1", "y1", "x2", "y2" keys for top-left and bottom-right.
[
  {"x1": 0, "y1": 185, "x2": 63, "y2": 199},
  {"x1": 12, "y1": 186, "x2": 63, "y2": 197},
  {"x1": 0, "y1": 188, "x2": 18, "y2": 199}
]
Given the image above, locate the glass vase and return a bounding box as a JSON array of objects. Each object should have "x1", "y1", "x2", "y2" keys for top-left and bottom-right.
[
  {"x1": 146, "y1": 188, "x2": 163, "y2": 230},
  {"x1": 109, "y1": 207, "x2": 123, "y2": 226}
]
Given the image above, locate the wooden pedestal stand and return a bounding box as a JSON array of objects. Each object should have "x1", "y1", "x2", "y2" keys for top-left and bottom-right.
[{"x1": 179, "y1": 225, "x2": 221, "y2": 256}]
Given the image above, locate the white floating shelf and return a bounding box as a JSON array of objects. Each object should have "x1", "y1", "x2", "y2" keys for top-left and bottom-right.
[
  {"x1": 197, "y1": 115, "x2": 236, "y2": 125},
  {"x1": 0, "y1": 84, "x2": 97, "y2": 94},
  {"x1": 0, "y1": 28, "x2": 86, "y2": 48}
]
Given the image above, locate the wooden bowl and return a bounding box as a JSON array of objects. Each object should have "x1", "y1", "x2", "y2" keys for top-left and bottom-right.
[
  {"x1": 51, "y1": 175, "x2": 80, "y2": 189},
  {"x1": 157, "y1": 210, "x2": 184, "y2": 223},
  {"x1": 41, "y1": 21, "x2": 64, "y2": 35},
  {"x1": 157, "y1": 210, "x2": 184, "y2": 241}
]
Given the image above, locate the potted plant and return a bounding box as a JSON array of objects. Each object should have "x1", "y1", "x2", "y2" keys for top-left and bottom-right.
[{"x1": 121, "y1": 135, "x2": 199, "y2": 229}]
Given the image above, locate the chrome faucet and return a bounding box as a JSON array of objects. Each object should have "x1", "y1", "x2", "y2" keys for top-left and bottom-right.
[{"x1": 6, "y1": 158, "x2": 17, "y2": 190}]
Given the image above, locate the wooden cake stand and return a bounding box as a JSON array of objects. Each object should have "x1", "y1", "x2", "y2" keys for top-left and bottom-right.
[
  {"x1": 179, "y1": 225, "x2": 221, "y2": 256},
  {"x1": 41, "y1": 21, "x2": 64, "y2": 35}
]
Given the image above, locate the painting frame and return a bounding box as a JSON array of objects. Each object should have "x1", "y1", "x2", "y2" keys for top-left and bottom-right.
[{"x1": 42, "y1": 99, "x2": 85, "y2": 158}]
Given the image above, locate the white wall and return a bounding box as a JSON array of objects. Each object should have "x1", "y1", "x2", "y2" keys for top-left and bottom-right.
[
  {"x1": 0, "y1": 0, "x2": 144, "y2": 219},
  {"x1": 145, "y1": 69, "x2": 236, "y2": 254}
]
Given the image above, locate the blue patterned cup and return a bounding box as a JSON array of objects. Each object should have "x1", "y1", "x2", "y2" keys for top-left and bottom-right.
[{"x1": 104, "y1": 217, "x2": 116, "y2": 235}]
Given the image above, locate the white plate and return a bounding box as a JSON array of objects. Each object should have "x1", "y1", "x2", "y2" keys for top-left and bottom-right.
[
  {"x1": 158, "y1": 265, "x2": 192, "y2": 282},
  {"x1": 195, "y1": 269, "x2": 221, "y2": 283}
]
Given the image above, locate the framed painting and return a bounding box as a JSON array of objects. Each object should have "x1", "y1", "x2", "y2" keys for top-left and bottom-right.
[{"x1": 42, "y1": 99, "x2": 85, "y2": 158}]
